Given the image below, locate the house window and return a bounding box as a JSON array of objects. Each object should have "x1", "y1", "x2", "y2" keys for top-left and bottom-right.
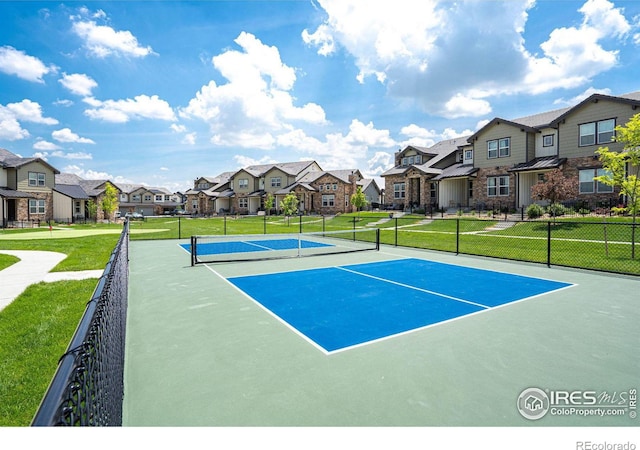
[
  {"x1": 332, "y1": 183, "x2": 337, "y2": 190},
  {"x1": 155, "y1": 195, "x2": 163, "y2": 201},
  {"x1": 402, "y1": 157, "x2": 408, "y2": 166},
  {"x1": 144, "y1": 195, "x2": 152, "y2": 202},
  {"x1": 132, "y1": 194, "x2": 141, "y2": 202},
  {"x1": 28, "y1": 172, "x2": 46, "y2": 186},
  {"x1": 415, "y1": 155, "x2": 422, "y2": 164},
  {"x1": 465, "y1": 150, "x2": 473, "y2": 161},
  {"x1": 238, "y1": 179, "x2": 249, "y2": 188},
  {"x1": 29, "y1": 199, "x2": 45, "y2": 214},
  {"x1": 580, "y1": 119, "x2": 615, "y2": 146},
  {"x1": 487, "y1": 176, "x2": 509, "y2": 197},
  {"x1": 74, "y1": 201, "x2": 81, "y2": 215},
  {"x1": 488, "y1": 138, "x2": 510, "y2": 158},
  {"x1": 394, "y1": 182, "x2": 406, "y2": 199},
  {"x1": 430, "y1": 182, "x2": 437, "y2": 202},
  {"x1": 322, "y1": 194, "x2": 335, "y2": 207},
  {"x1": 499, "y1": 138, "x2": 510, "y2": 157},
  {"x1": 543, "y1": 135, "x2": 554, "y2": 147},
  {"x1": 468, "y1": 181, "x2": 473, "y2": 199},
  {"x1": 408, "y1": 156, "x2": 414, "y2": 165},
  {"x1": 319, "y1": 185, "x2": 323, "y2": 191},
  {"x1": 579, "y1": 168, "x2": 614, "y2": 194},
  {"x1": 271, "y1": 177, "x2": 281, "y2": 188},
  {"x1": 238, "y1": 198, "x2": 248, "y2": 208}
]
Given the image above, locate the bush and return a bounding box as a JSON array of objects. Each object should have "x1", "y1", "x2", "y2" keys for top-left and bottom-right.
[
  {"x1": 547, "y1": 202, "x2": 567, "y2": 217},
  {"x1": 526, "y1": 203, "x2": 544, "y2": 219}
]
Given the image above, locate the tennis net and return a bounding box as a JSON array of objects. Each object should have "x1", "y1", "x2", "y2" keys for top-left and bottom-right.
[{"x1": 189, "y1": 227, "x2": 380, "y2": 265}]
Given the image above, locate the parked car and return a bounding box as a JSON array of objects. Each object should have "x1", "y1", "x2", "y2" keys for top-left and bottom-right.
[
  {"x1": 173, "y1": 209, "x2": 189, "y2": 215},
  {"x1": 125, "y1": 212, "x2": 144, "y2": 220}
]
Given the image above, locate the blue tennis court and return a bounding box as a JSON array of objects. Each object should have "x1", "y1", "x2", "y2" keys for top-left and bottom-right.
[
  {"x1": 228, "y1": 258, "x2": 574, "y2": 353},
  {"x1": 180, "y1": 238, "x2": 332, "y2": 255}
]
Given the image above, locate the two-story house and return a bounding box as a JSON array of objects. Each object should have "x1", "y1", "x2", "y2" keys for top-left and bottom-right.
[
  {"x1": 383, "y1": 90, "x2": 640, "y2": 213},
  {"x1": 116, "y1": 183, "x2": 181, "y2": 216},
  {"x1": 470, "y1": 91, "x2": 640, "y2": 210},
  {"x1": 381, "y1": 137, "x2": 473, "y2": 210},
  {"x1": 184, "y1": 173, "x2": 234, "y2": 215},
  {"x1": 280, "y1": 169, "x2": 364, "y2": 214},
  {"x1": 1, "y1": 148, "x2": 60, "y2": 227},
  {"x1": 229, "y1": 161, "x2": 322, "y2": 214}
]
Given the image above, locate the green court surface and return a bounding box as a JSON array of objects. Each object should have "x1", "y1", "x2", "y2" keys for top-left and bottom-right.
[{"x1": 123, "y1": 239, "x2": 639, "y2": 426}]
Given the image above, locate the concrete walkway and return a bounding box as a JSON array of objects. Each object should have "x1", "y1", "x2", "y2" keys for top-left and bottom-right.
[{"x1": 0, "y1": 250, "x2": 103, "y2": 311}]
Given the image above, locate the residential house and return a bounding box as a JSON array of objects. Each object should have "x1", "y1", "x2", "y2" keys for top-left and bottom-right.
[
  {"x1": 383, "y1": 90, "x2": 640, "y2": 213},
  {"x1": 54, "y1": 173, "x2": 121, "y2": 222},
  {"x1": 281, "y1": 169, "x2": 364, "y2": 214},
  {"x1": 381, "y1": 137, "x2": 473, "y2": 210},
  {"x1": 359, "y1": 178, "x2": 383, "y2": 209},
  {"x1": 1, "y1": 148, "x2": 60, "y2": 227},
  {"x1": 469, "y1": 91, "x2": 640, "y2": 210},
  {"x1": 229, "y1": 161, "x2": 322, "y2": 214},
  {"x1": 184, "y1": 173, "x2": 234, "y2": 215},
  {"x1": 116, "y1": 183, "x2": 182, "y2": 216}
]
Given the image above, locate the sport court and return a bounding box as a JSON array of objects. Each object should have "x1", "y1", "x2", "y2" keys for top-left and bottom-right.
[{"x1": 123, "y1": 236, "x2": 640, "y2": 426}]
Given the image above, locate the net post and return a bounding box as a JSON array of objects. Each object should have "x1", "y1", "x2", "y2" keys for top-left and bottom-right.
[
  {"x1": 191, "y1": 235, "x2": 196, "y2": 266},
  {"x1": 547, "y1": 221, "x2": 551, "y2": 267},
  {"x1": 376, "y1": 228, "x2": 380, "y2": 251}
]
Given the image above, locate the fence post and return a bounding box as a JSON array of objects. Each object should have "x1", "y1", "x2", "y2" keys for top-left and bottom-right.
[
  {"x1": 547, "y1": 221, "x2": 552, "y2": 267},
  {"x1": 456, "y1": 218, "x2": 460, "y2": 255},
  {"x1": 395, "y1": 217, "x2": 398, "y2": 246},
  {"x1": 299, "y1": 214, "x2": 303, "y2": 234},
  {"x1": 224, "y1": 214, "x2": 227, "y2": 235},
  {"x1": 264, "y1": 214, "x2": 267, "y2": 234},
  {"x1": 178, "y1": 216, "x2": 181, "y2": 239}
]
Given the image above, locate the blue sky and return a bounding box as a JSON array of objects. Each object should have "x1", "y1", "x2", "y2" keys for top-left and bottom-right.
[{"x1": 1, "y1": 0, "x2": 639, "y2": 193}]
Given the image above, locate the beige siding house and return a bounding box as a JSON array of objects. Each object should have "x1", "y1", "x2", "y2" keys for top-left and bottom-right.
[{"x1": 1, "y1": 148, "x2": 59, "y2": 226}]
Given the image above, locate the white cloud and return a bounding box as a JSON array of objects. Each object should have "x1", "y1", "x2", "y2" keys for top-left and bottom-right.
[
  {"x1": 34, "y1": 150, "x2": 93, "y2": 160},
  {"x1": 170, "y1": 124, "x2": 187, "y2": 133},
  {"x1": 85, "y1": 95, "x2": 176, "y2": 123},
  {"x1": 552, "y1": 86, "x2": 612, "y2": 106},
  {"x1": 63, "y1": 164, "x2": 132, "y2": 183},
  {"x1": 233, "y1": 155, "x2": 278, "y2": 169},
  {"x1": 59, "y1": 73, "x2": 98, "y2": 97},
  {"x1": 305, "y1": 0, "x2": 635, "y2": 118},
  {"x1": 33, "y1": 140, "x2": 62, "y2": 151},
  {"x1": 71, "y1": 10, "x2": 155, "y2": 58},
  {"x1": 366, "y1": 151, "x2": 393, "y2": 177},
  {"x1": 0, "y1": 107, "x2": 29, "y2": 140},
  {"x1": 0, "y1": 46, "x2": 55, "y2": 83},
  {"x1": 182, "y1": 132, "x2": 196, "y2": 145},
  {"x1": 6, "y1": 99, "x2": 58, "y2": 125},
  {"x1": 181, "y1": 32, "x2": 326, "y2": 149},
  {"x1": 52, "y1": 127, "x2": 95, "y2": 144},
  {"x1": 276, "y1": 119, "x2": 397, "y2": 170}
]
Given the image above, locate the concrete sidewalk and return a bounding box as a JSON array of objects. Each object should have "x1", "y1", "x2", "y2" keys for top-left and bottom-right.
[{"x1": 0, "y1": 250, "x2": 103, "y2": 311}]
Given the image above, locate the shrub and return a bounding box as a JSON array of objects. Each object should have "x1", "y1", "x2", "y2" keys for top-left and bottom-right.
[
  {"x1": 526, "y1": 203, "x2": 544, "y2": 219},
  {"x1": 547, "y1": 202, "x2": 566, "y2": 217}
]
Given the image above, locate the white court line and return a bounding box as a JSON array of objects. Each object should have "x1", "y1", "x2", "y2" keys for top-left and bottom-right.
[{"x1": 336, "y1": 266, "x2": 491, "y2": 310}]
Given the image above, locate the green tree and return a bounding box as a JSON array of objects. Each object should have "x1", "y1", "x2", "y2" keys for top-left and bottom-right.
[
  {"x1": 596, "y1": 112, "x2": 640, "y2": 258},
  {"x1": 530, "y1": 168, "x2": 578, "y2": 221},
  {"x1": 100, "y1": 183, "x2": 118, "y2": 223},
  {"x1": 350, "y1": 185, "x2": 368, "y2": 218},
  {"x1": 86, "y1": 199, "x2": 98, "y2": 220},
  {"x1": 280, "y1": 193, "x2": 299, "y2": 226},
  {"x1": 264, "y1": 193, "x2": 275, "y2": 216}
]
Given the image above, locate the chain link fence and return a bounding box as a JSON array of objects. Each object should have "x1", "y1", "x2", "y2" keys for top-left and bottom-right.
[{"x1": 129, "y1": 214, "x2": 639, "y2": 276}]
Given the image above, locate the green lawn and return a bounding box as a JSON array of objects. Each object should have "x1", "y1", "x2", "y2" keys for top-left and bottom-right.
[
  {"x1": 0, "y1": 232, "x2": 119, "y2": 426},
  {"x1": 0, "y1": 279, "x2": 97, "y2": 426},
  {"x1": 0, "y1": 253, "x2": 19, "y2": 271}
]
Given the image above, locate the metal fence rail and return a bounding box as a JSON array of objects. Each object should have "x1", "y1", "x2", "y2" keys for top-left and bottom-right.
[{"x1": 31, "y1": 222, "x2": 129, "y2": 426}]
